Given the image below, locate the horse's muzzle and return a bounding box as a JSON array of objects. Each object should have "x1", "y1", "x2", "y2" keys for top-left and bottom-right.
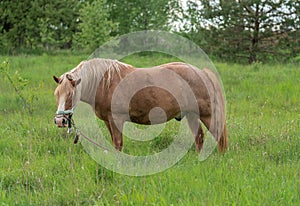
[{"x1": 54, "y1": 116, "x2": 68, "y2": 128}]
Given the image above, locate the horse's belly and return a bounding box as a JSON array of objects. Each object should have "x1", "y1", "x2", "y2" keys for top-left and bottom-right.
[
  {"x1": 128, "y1": 88, "x2": 181, "y2": 125},
  {"x1": 128, "y1": 110, "x2": 177, "y2": 125}
]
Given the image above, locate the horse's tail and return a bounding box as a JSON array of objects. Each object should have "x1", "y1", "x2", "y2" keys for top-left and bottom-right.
[
  {"x1": 202, "y1": 68, "x2": 228, "y2": 153},
  {"x1": 218, "y1": 120, "x2": 228, "y2": 153}
]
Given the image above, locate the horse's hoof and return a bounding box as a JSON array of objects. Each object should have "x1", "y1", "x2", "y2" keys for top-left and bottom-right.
[{"x1": 74, "y1": 134, "x2": 79, "y2": 144}]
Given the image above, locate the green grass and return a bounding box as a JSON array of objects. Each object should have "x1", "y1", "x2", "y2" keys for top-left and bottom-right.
[{"x1": 0, "y1": 54, "x2": 299, "y2": 205}]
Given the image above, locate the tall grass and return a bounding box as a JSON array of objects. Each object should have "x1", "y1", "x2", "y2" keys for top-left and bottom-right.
[{"x1": 0, "y1": 54, "x2": 299, "y2": 205}]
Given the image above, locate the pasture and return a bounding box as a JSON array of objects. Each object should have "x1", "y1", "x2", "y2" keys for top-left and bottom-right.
[{"x1": 0, "y1": 54, "x2": 299, "y2": 205}]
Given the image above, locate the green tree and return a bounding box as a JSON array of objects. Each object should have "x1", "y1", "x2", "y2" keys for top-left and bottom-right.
[
  {"x1": 0, "y1": 0, "x2": 80, "y2": 52},
  {"x1": 26, "y1": 0, "x2": 80, "y2": 50},
  {"x1": 73, "y1": 0, "x2": 117, "y2": 52},
  {"x1": 106, "y1": 0, "x2": 181, "y2": 54},
  {"x1": 107, "y1": 0, "x2": 180, "y2": 35},
  {"x1": 129, "y1": 0, "x2": 176, "y2": 31},
  {"x1": 182, "y1": 0, "x2": 300, "y2": 63},
  {"x1": 0, "y1": 0, "x2": 31, "y2": 52}
]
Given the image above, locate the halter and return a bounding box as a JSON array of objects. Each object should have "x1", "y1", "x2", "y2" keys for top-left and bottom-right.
[
  {"x1": 55, "y1": 109, "x2": 74, "y2": 133},
  {"x1": 56, "y1": 109, "x2": 74, "y2": 115},
  {"x1": 54, "y1": 108, "x2": 109, "y2": 149}
]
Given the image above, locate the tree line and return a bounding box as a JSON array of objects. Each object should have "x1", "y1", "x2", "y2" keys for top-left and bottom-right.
[{"x1": 0, "y1": 0, "x2": 299, "y2": 63}]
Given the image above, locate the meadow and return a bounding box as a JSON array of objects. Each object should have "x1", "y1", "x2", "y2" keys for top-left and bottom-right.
[{"x1": 0, "y1": 54, "x2": 299, "y2": 205}]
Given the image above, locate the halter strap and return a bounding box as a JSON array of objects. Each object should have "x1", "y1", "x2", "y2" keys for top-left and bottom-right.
[{"x1": 56, "y1": 109, "x2": 74, "y2": 115}]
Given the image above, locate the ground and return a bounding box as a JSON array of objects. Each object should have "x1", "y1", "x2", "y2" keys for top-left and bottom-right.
[{"x1": 0, "y1": 54, "x2": 299, "y2": 205}]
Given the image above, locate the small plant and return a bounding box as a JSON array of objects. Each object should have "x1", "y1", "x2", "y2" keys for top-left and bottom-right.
[
  {"x1": 251, "y1": 60, "x2": 262, "y2": 71},
  {"x1": 0, "y1": 60, "x2": 34, "y2": 114}
]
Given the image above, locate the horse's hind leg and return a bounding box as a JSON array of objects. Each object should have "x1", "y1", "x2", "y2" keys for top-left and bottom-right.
[
  {"x1": 186, "y1": 113, "x2": 204, "y2": 152},
  {"x1": 200, "y1": 115, "x2": 228, "y2": 153}
]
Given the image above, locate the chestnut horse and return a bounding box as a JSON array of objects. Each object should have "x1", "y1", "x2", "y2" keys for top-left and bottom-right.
[{"x1": 53, "y1": 58, "x2": 228, "y2": 152}]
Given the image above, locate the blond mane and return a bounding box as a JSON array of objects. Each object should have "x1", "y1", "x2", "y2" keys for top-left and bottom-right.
[{"x1": 67, "y1": 58, "x2": 132, "y2": 89}]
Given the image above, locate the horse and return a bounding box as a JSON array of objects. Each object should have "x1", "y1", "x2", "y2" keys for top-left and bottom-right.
[{"x1": 53, "y1": 58, "x2": 228, "y2": 153}]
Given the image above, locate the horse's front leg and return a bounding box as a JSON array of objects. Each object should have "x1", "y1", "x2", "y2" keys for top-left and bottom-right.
[
  {"x1": 107, "y1": 114, "x2": 125, "y2": 151},
  {"x1": 104, "y1": 120, "x2": 113, "y2": 142}
]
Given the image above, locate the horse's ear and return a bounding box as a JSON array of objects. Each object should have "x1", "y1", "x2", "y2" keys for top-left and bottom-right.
[
  {"x1": 66, "y1": 74, "x2": 81, "y2": 87},
  {"x1": 66, "y1": 73, "x2": 74, "y2": 81},
  {"x1": 53, "y1": 76, "x2": 60, "y2": 84},
  {"x1": 74, "y1": 78, "x2": 81, "y2": 87}
]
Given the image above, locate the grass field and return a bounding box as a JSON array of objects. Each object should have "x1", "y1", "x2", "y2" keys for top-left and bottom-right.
[{"x1": 0, "y1": 54, "x2": 299, "y2": 205}]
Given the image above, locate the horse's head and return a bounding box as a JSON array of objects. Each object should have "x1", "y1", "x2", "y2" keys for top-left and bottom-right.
[{"x1": 53, "y1": 73, "x2": 81, "y2": 128}]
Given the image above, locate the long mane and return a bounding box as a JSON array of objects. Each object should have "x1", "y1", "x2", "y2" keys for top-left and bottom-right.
[{"x1": 67, "y1": 58, "x2": 133, "y2": 89}]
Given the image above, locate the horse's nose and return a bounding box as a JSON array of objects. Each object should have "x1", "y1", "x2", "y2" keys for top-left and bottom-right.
[{"x1": 54, "y1": 116, "x2": 66, "y2": 127}]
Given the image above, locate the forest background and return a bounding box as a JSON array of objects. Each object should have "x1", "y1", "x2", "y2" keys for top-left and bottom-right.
[{"x1": 0, "y1": 0, "x2": 299, "y2": 63}]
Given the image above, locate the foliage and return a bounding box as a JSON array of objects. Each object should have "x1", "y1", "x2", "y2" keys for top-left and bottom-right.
[
  {"x1": 107, "y1": 0, "x2": 180, "y2": 35},
  {"x1": 73, "y1": 0, "x2": 117, "y2": 52},
  {"x1": 0, "y1": 0, "x2": 80, "y2": 52},
  {"x1": 0, "y1": 60, "x2": 34, "y2": 113},
  {"x1": 0, "y1": 0, "x2": 179, "y2": 54},
  {"x1": 0, "y1": 1, "x2": 299, "y2": 63},
  {"x1": 0, "y1": 55, "x2": 299, "y2": 205},
  {"x1": 106, "y1": 0, "x2": 181, "y2": 53},
  {"x1": 182, "y1": 0, "x2": 300, "y2": 63}
]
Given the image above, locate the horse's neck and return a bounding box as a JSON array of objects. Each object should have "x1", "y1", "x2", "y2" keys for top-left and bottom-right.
[{"x1": 77, "y1": 68, "x2": 101, "y2": 106}]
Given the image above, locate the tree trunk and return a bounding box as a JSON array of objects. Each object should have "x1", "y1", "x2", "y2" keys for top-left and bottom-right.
[{"x1": 248, "y1": 3, "x2": 260, "y2": 63}]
